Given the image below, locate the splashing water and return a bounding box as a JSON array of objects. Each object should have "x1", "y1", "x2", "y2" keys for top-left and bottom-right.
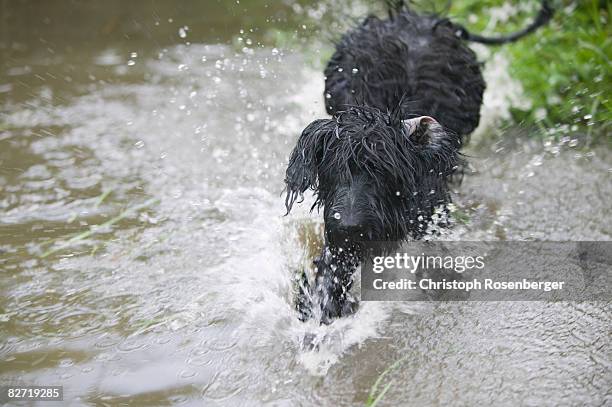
[{"x1": 0, "y1": 1, "x2": 610, "y2": 405}]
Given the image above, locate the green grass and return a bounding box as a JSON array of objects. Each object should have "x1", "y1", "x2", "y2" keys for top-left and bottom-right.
[
  {"x1": 94, "y1": 189, "x2": 112, "y2": 208},
  {"x1": 40, "y1": 197, "x2": 159, "y2": 258},
  {"x1": 279, "y1": 0, "x2": 610, "y2": 140},
  {"x1": 452, "y1": 208, "x2": 471, "y2": 225},
  {"x1": 507, "y1": 1, "x2": 609, "y2": 135},
  {"x1": 365, "y1": 355, "x2": 409, "y2": 407},
  {"x1": 417, "y1": 0, "x2": 611, "y2": 138}
]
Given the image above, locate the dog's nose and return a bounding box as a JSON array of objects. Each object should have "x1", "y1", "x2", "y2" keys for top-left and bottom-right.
[{"x1": 337, "y1": 223, "x2": 365, "y2": 239}]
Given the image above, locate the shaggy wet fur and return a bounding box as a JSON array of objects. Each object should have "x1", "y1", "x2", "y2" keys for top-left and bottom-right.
[
  {"x1": 285, "y1": 107, "x2": 460, "y2": 241},
  {"x1": 286, "y1": 2, "x2": 553, "y2": 324},
  {"x1": 287, "y1": 107, "x2": 461, "y2": 323},
  {"x1": 323, "y1": 1, "x2": 553, "y2": 136},
  {"x1": 324, "y1": 10, "x2": 486, "y2": 137}
]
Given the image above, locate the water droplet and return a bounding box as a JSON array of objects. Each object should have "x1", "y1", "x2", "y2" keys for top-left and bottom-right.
[
  {"x1": 532, "y1": 155, "x2": 543, "y2": 166},
  {"x1": 535, "y1": 108, "x2": 547, "y2": 121},
  {"x1": 130, "y1": 52, "x2": 138, "y2": 58},
  {"x1": 333, "y1": 212, "x2": 341, "y2": 220},
  {"x1": 271, "y1": 48, "x2": 279, "y2": 56},
  {"x1": 127, "y1": 60, "x2": 135, "y2": 66},
  {"x1": 337, "y1": 67, "x2": 344, "y2": 72},
  {"x1": 179, "y1": 369, "x2": 197, "y2": 379},
  {"x1": 352, "y1": 67, "x2": 359, "y2": 74},
  {"x1": 396, "y1": 191, "x2": 401, "y2": 196},
  {"x1": 178, "y1": 26, "x2": 188, "y2": 38},
  {"x1": 245, "y1": 38, "x2": 252, "y2": 45},
  {"x1": 59, "y1": 358, "x2": 74, "y2": 367},
  {"x1": 325, "y1": 93, "x2": 332, "y2": 99}
]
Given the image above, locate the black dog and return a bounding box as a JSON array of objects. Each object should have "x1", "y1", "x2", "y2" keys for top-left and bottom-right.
[
  {"x1": 324, "y1": 1, "x2": 554, "y2": 136},
  {"x1": 286, "y1": 1, "x2": 553, "y2": 324},
  {"x1": 287, "y1": 107, "x2": 460, "y2": 323}
]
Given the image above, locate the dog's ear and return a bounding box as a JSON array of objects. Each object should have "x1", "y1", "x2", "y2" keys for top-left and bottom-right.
[
  {"x1": 284, "y1": 119, "x2": 334, "y2": 214},
  {"x1": 403, "y1": 116, "x2": 454, "y2": 151}
]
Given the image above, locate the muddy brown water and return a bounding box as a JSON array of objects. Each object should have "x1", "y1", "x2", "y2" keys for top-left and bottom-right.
[{"x1": 1, "y1": 1, "x2": 611, "y2": 406}]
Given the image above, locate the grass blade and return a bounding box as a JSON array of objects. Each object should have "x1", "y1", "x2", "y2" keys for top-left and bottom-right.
[
  {"x1": 366, "y1": 355, "x2": 409, "y2": 406},
  {"x1": 40, "y1": 197, "x2": 159, "y2": 258}
]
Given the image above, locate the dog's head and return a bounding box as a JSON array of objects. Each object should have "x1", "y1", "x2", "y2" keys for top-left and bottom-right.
[{"x1": 285, "y1": 106, "x2": 461, "y2": 247}]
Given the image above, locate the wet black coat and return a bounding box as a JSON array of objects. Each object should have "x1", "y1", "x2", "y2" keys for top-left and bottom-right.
[{"x1": 323, "y1": 11, "x2": 486, "y2": 137}]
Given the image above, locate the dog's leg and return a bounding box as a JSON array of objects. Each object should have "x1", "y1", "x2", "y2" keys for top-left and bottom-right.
[
  {"x1": 296, "y1": 247, "x2": 359, "y2": 324},
  {"x1": 314, "y1": 247, "x2": 359, "y2": 324}
]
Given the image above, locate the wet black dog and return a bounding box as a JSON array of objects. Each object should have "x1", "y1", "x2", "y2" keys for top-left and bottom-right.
[
  {"x1": 286, "y1": 1, "x2": 553, "y2": 324},
  {"x1": 287, "y1": 107, "x2": 460, "y2": 323}
]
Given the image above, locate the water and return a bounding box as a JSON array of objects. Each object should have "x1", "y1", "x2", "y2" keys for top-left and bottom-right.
[{"x1": 1, "y1": 1, "x2": 610, "y2": 406}]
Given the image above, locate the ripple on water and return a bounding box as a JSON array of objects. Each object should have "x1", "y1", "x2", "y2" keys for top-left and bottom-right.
[{"x1": 1, "y1": 30, "x2": 610, "y2": 407}]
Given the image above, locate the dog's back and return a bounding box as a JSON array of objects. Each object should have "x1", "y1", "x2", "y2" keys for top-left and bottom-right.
[{"x1": 324, "y1": 10, "x2": 486, "y2": 136}]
